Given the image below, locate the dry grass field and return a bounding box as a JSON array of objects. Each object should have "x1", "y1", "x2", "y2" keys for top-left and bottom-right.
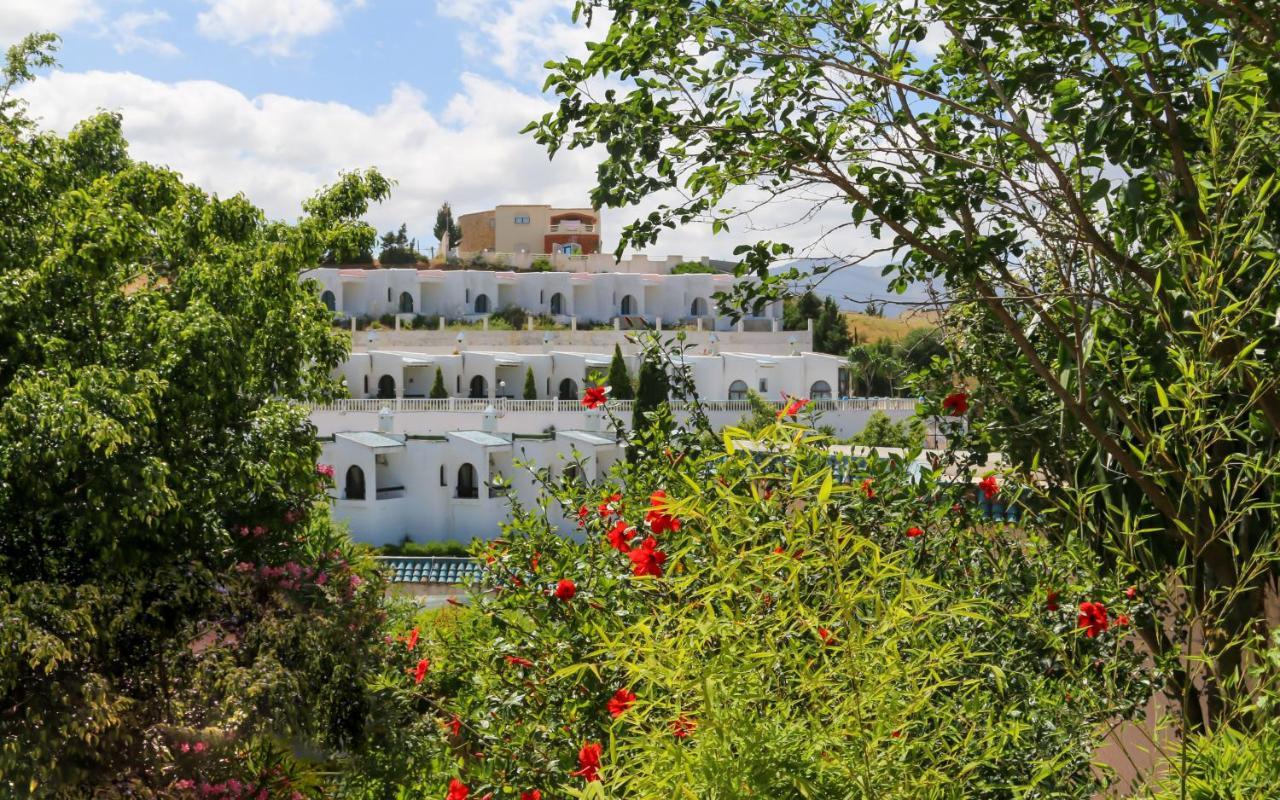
[{"x1": 844, "y1": 309, "x2": 938, "y2": 343}]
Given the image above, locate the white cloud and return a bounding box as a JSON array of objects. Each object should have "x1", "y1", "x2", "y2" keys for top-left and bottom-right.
[
  {"x1": 109, "y1": 10, "x2": 178, "y2": 57},
  {"x1": 196, "y1": 0, "x2": 353, "y2": 55},
  {"x1": 437, "y1": 0, "x2": 598, "y2": 81},
  {"x1": 0, "y1": 0, "x2": 101, "y2": 45},
  {"x1": 15, "y1": 68, "x2": 884, "y2": 263}
]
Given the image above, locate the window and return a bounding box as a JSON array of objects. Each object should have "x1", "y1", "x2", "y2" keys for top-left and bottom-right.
[
  {"x1": 758, "y1": 378, "x2": 768, "y2": 393},
  {"x1": 456, "y1": 463, "x2": 478, "y2": 499},
  {"x1": 377, "y1": 375, "x2": 396, "y2": 399},
  {"x1": 488, "y1": 218, "x2": 495, "y2": 228},
  {"x1": 344, "y1": 465, "x2": 366, "y2": 500},
  {"x1": 387, "y1": 288, "x2": 391, "y2": 302},
  {"x1": 728, "y1": 380, "x2": 749, "y2": 400},
  {"x1": 440, "y1": 465, "x2": 446, "y2": 486},
  {"x1": 514, "y1": 215, "x2": 531, "y2": 224},
  {"x1": 465, "y1": 288, "x2": 470, "y2": 302},
  {"x1": 810, "y1": 380, "x2": 832, "y2": 400},
  {"x1": 539, "y1": 290, "x2": 544, "y2": 304},
  {"x1": 558, "y1": 378, "x2": 579, "y2": 400},
  {"x1": 620, "y1": 295, "x2": 636, "y2": 315},
  {"x1": 363, "y1": 375, "x2": 368, "y2": 395},
  {"x1": 398, "y1": 291, "x2": 414, "y2": 313},
  {"x1": 456, "y1": 375, "x2": 461, "y2": 393},
  {"x1": 474, "y1": 293, "x2": 490, "y2": 314},
  {"x1": 549, "y1": 292, "x2": 564, "y2": 315},
  {"x1": 690, "y1": 297, "x2": 708, "y2": 316},
  {"x1": 321, "y1": 290, "x2": 336, "y2": 311},
  {"x1": 469, "y1": 375, "x2": 488, "y2": 399}
]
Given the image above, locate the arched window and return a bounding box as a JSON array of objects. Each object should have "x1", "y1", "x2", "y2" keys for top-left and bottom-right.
[
  {"x1": 376, "y1": 375, "x2": 396, "y2": 399},
  {"x1": 344, "y1": 465, "x2": 366, "y2": 500},
  {"x1": 558, "y1": 378, "x2": 579, "y2": 400},
  {"x1": 563, "y1": 464, "x2": 582, "y2": 484},
  {"x1": 549, "y1": 292, "x2": 564, "y2": 315},
  {"x1": 690, "y1": 296, "x2": 708, "y2": 316},
  {"x1": 620, "y1": 294, "x2": 637, "y2": 315},
  {"x1": 728, "y1": 380, "x2": 749, "y2": 400},
  {"x1": 810, "y1": 380, "x2": 832, "y2": 400},
  {"x1": 398, "y1": 291, "x2": 414, "y2": 313},
  {"x1": 469, "y1": 375, "x2": 488, "y2": 399},
  {"x1": 474, "y1": 293, "x2": 490, "y2": 314},
  {"x1": 321, "y1": 290, "x2": 336, "y2": 311},
  {"x1": 456, "y1": 463, "x2": 478, "y2": 499}
]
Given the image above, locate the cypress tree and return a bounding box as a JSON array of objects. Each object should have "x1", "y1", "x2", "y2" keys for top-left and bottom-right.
[
  {"x1": 430, "y1": 367, "x2": 448, "y2": 399},
  {"x1": 632, "y1": 354, "x2": 670, "y2": 420},
  {"x1": 523, "y1": 367, "x2": 538, "y2": 400},
  {"x1": 605, "y1": 344, "x2": 633, "y2": 399}
]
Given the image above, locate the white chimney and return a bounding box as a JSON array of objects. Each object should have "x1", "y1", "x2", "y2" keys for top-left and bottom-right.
[
  {"x1": 482, "y1": 404, "x2": 498, "y2": 433},
  {"x1": 378, "y1": 406, "x2": 394, "y2": 433}
]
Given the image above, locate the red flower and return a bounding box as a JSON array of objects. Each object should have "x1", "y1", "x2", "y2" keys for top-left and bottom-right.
[
  {"x1": 413, "y1": 658, "x2": 431, "y2": 684},
  {"x1": 817, "y1": 627, "x2": 835, "y2": 645},
  {"x1": 446, "y1": 777, "x2": 469, "y2": 800},
  {"x1": 628, "y1": 536, "x2": 667, "y2": 577},
  {"x1": 577, "y1": 505, "x2": 590, "y2": 525},
  {"x1": 554, "y1": 578, "x2": 577, "y2": 601},
  {"x1": 644, "y1": 490, "x2": 681, "y2": 534},
  {"x1": 1046, "y1": 590, "x2": 1059, "y2": 612},
  {"x1": 530, "y1": 553, "x2": 540, "y2": 572},
  {"x1": 773, "y1": 546, "x2": 786, "y2": 555},
  {"x1": 905, "y1": 526, "x2": 924, "y2": 538},
  {"x1": 1116, "y1": 614, "x2": 1130, "y2": 627},
  {"x1": 406, "y1": 627, "x2": 420, "y2": 651},
  {"x1": 777, "y1": 397, "x2": 811, "y2": 418},
  {"x1": 978, "y1": 475, "x2": 999, "y2": 499},
  {"x1": 448, "y1": 715, "x2": 462, "y2": 737},
  {"x1": 597, "y1": 492, "x2": 623, "y2": 518},
  {"x1": 942, "y1": 391, "x2": 969, "y2": 416},
  {"x1": 890, "y1": 730, "x2": 902, "y2": 739},
  {"x1": 505, "y1": 655, "x2": 534, "y2": 668},
  {"x1": 606, "y1": 519, "x2": 636, "y2": 553},
  {"x1": 671, "y1": 714, "x2": 697, "y2": 739},
  {"x1": 520, "y1": 792, "x2": 542, "y2": 800},
  {"x1": 1077, "y1": 601, "x2": 1109, "y2": 638},
  {"x1": 1124, "y1": 586, "x2": 1137, "y2": 599},
  {"x1": 861, "y1": 478, "x2": 875, "y2": 498},
  {"x1": 581, "y1": 386, "x2": 608, "y2": 409},
  {"x1": 571, "y1": 741, "x2": 602, "y2": 782},
  {"x1": 607, "y1": 687, "x2": 636, "y2": 718}
]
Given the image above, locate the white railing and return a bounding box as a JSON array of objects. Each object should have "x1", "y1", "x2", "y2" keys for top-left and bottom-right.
[
  {"x1": 311, "y1": 397, "x2": 918, "y2": 414},
  {"x1": 548, "y1": 223, "x2": 597, "y2": 234}
]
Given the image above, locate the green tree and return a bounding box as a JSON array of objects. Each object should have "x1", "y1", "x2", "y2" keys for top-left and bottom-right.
[
  {"x1": 434, "y1": 201, "x2": 463, "y2": 253},
  {"x1": 430, "y1": 367, "x2": 449, "y2": 399},
  {"x1": 605, "y1": 344, "x2": 633, "y2": 399},
  {"x1": 782, "y1": 290, "x2": 821, "y2": 331},
  {"x1": 531, "y1": 1, "x2": 1280, "y2": 734},
  {"x1": 814, "y1": 296, "x2": 852, "y2": 355},
  {"x1": 0, "y1": 36, "x2": 407, "y2": 793},
  {"x1": 378, "y1": 222, "x2": 422, "y2": 264},
  {"x1": 523, "y1": 366, "x2": 537, "y2": 400},
  {"x1": 850, "y1": 411, "x2": 926, "y2": 449},
  {"x1": 632, "y1": 350, "x2": 670, "y2": 421}
]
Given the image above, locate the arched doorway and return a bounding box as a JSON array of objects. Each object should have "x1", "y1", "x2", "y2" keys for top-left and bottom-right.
[
  {"x1": 558, "y1": 378, "x2": 579, "y2": 400},
  {"x1": 810, "y1": 380, "x2": 832, "y2": 400},
  {"x1": 690, "y1": 296, "x2": 708, "y2": 316},
  {"x1": 398, "y1": 291, "x2": 414, "y2": 313},
  {"x1": 563, "y1": 464, "x2": 582, "y2": 484},
  {"x1": 456, "y1": 463, "x2": 478, "y2": 498},
  {"x1": 728, "y1": 380, "x2": 749, "y2": 400},
  {"x1": 620, "y1": 295, "x2": 637, "y2": 316},
  {"x1": 376, "y1": 375, "x2": 396, "y2": 399},
  {"x1": 474, "y1": 293, "x2": 490, "y2": 314},
  {"x1": 549, "y1": 292, "x2": 564, "y2": 315},
  {"x1": 344, "y1": 465, "x2": 366, "y2": 500},
  {"x1": 321, "y1": 290, "x2": 336, "y2": 311},
  {"x1": 469, "y1": 375, "x2": 488, "y2": 399}
]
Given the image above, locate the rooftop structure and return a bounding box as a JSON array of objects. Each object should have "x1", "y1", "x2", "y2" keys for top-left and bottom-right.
[{"x1": 457, "y1": 204, "x2": 601, "y2": 256}]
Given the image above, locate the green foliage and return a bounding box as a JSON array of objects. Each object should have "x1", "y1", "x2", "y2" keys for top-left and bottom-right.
[
  {"x1": 782, "y1": 291, "x2": 821, "y2": 331},
  {"x1": 606, "y1": 344, "x2": 633, "y2": 399},
  {"x1": 850, "y1": 411, "x2": 926, "y2": 449},
  {"x1": 0, "y1": 45, "x2": 408, "y2": 795},
  {"x1": 632, "y1": 349, "x2": 670, "y2": 420},
  {"x1": 528, "y1": 256, "x2": 554, "y2": 272},
  {"x1": 377, "y1": 223, "x2": 423, "y2": 264},
  {"x1": 814, "y1": 296, "x2": 852, "y2": 355},
  {"x1": 430, "y1": 368, "x2": 448, "y2": 399},
  {"x1": 492, "y1": 304, "x2": 529, "y2": 330},
  {"x1": 434, "y1": 201, "x2": 463, "y2": 252},
  {"x1": 377, "y1": 538, "x2": 473, "y2": 558},
  {"x1": 670, "y1": 260, "x2": 715, "y2": 274},
  {"x1": 523, "y1": 367, "x2": 538, "y2": 400},
  {"x1": 737, "y1": 388, "x2": 782, "y2": 433}
]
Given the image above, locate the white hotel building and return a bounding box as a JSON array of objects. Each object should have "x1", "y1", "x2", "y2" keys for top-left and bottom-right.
[{"x1": 305, "y1": 267, "x2": 918, "y2": 544}]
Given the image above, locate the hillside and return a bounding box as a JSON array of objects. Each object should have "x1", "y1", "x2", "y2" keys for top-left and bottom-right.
[{"x1": 844, "y1": 309, "x2": 938, "y2": 343}]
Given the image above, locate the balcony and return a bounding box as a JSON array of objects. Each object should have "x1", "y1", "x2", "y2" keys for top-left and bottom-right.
[{"x1": 547, "y1": 223, "x2": 597, "y2": 234}]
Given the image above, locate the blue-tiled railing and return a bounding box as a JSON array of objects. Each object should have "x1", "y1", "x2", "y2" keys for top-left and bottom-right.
[{"x1": 377, "y1": 556, "x2": 485, "y2": 585}]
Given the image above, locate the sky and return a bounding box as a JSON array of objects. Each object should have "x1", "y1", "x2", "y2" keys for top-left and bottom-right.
[{"x1": 4, "y1": 0, "x2": 893, "y2": 272}]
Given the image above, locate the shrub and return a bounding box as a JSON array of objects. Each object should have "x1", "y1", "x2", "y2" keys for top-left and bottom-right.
[
  {"x1": 492, "y1": 305, "x2": 528, "y2": 330},
  {"x1": 670, "y1": 260, "x2": 716, "y2": 274},
  {"x1": 850, "y1": 410, "x2": 927, "y2": 449},
  {"x1": 529, "y1": 257, "x2": 554, "y2": 272},
  {"x1": 378, "y1": 538, "x2": 473, "y2": 558}
]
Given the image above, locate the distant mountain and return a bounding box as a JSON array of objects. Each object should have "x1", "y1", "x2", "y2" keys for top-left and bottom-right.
[{"x1": 773, "y1": 258, "x2": 936, "y2": 317}]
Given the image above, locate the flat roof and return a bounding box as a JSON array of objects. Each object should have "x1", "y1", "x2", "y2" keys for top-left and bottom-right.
[
  {"x1": 336, "y1": 431, "x2": 405, "y2": 450},
  {"x1": 447, "y1": 430, "x2": 512, "y2": 448},
  {"x1": 559, "y1": 430, "x2": 618, "y2": 447}
]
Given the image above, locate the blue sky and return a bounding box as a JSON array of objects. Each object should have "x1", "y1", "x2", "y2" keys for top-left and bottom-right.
[{"x1": 6, "y1": 0, "x2": 889, "y2": 271}]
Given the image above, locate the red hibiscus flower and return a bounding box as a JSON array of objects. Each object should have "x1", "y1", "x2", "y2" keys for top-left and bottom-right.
[
  {"x1": 861, "y1": 478, "x2": 875, "y2": 498},
  {"x1": 644, "y1": 490, "x2": 682, "y2": 534},
  {"x1": 577, "y1": 505, "x2": 589, "y2": 526},
  {"x1": 978, "y1": 475, "x2": 999, "y2": 499},
  {"x1": 1124, "y1": 586, "x2": 1137, "y2": 599},
  {"x1": 581, "y1": 386, "x2": 608, "y2": 409},
  {"x1": 607, "y1": 688, "x2": 636, "y2": 718},
  {"x1": 570, "y1": 742, "x2": 602, "y2": 782},
  {"x1": 891, "y1": 730, "x2": 902, "y2": 739},
  {"x1": 406, "y1": 627, "x2": 419, "y2": 651},
  {"x1": 671, "y1": 715, "x2": 697, "y2": 739},
  {"x1": 1116, "y1": 614, "x2": 1130, "y2": 627},
  {"x1": 1077, "y1": 601, "x2": 1109, "y2": 638},
  {"x1": 448, "y1": 715, "x2": 462, "y2": 737},
  {"x1": 446, "y1": 777, "x2": 469, "y2": 800},
  {"x1": 776, "y1": 397, "x2": 811, "y2": 419},
  {"x1": 905, "y1": 526, "x2": 924, "y2": 538},
  {"x1": 1046, "y1": 590, "x2": 1059, "y2": 612},
  {"x1": 628, "y1": 536, "x2": 667, "y2": 577},
  {"x1": 520, "y1": 792, "x2": 542, "y2": 800},
  {"x1": 942, "y1": 391, "x2": 969, "y2": 416},
  {"x1": 413, "y1": 658, "x2": 430, "y2": 684},
  {"x1": 554, "y1": 578, "x2": 577, "y2": 601},
  {"x1": 606, "y1": 519, "x2": 636, "y2": 553},
  {"x1": 817, "y1": 627, "x2": 835, "y2": 645},
  {"x1": 597, "y1": 492, "x2": 623, "y2": 518},
  {"x1": 505, "y1": 655, "x2": 534, "y2": 668}
]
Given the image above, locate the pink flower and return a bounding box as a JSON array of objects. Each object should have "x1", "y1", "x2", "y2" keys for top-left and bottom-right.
[
  {"x1": 316, "y1": 463, "x2": 335, "y2": 478},
  {"x1": 1125, "y1": 586, "x2": 1137, "y2": 599},
  {"x1": 192, "y1": 741, "x2": 206, "y2": 754},
  {"x1": 180, "y1": 742, "x2": 190, "y2": 753},
  {"x1": 175, "y1": 779, "x2": 195, "y2": 790}
]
